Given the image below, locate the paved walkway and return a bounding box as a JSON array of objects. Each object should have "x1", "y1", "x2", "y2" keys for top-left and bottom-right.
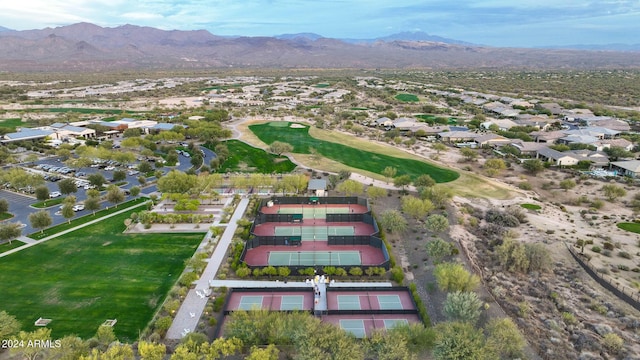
[
  {"x1": 0, "y1": 201, "x2": 149, "y2": 258},
  {"x1": 166, "y1": 197, "x2": 250, "y2": 340},
  {"x1": 208, "y1": 279, "x2": 393, "y2": 288}
]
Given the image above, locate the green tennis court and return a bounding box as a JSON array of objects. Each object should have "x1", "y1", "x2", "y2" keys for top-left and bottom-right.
[
  {"x1": 274, "y1": 226, "x2": 355, "y2": 240},
  {"x1": 268, "y1": 250, "x2": 361, "y2": 266},
  {"x1": 383, "y1": 319, "x2": 409, "y2": 329},
  {"x1": 280, "y1": 295, "x2": 304, "y2": 310},
  {"x1": 377, "y1": 295, "x2": 403, "y2": 310},
  {"x1": 277, "y1": 206, "x2": 351, "y2": 219},
  {"x1": 238, "y1": 295, "x2": 264, "y2": 310},
  {"x1": 337, "y1": 295, "x2": 362, "y2": 310},
  {"x1": 339, "y1": 319, "x2": 366, "y2": 338}
]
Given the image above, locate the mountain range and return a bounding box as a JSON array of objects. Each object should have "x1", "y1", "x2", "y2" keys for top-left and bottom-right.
[{"x1": 0, "y1": 23, "x2": 638, "y2": 72}]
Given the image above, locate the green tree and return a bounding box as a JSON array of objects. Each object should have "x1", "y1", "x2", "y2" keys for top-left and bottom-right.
[
  {"x1": 11, "y1": 328, "x2": 52, "y2": 360},
  {"x1": 112, "y1": 170, "x2": 127, "y2": 182},
  {"x1": 485, "y1": 318, "x2": 525, "y2": 359},
  {"x1": 443, "y1": 291, "x2": 483, "y2": 324},
  {"x1": 88, "y1": 173, "x2": 106, "y2": 188},
  {"x1": 379, "y1": 209, "x2": 408, "y2": 233},
  {"x1": 603, "y1": 146, "x2": 634, "y2": 161},
  {"x1": 401, "y1": 195, "x2": 434, "y2": 220},
  {"x1": 496, "y1": 237, "x2": 529, "y2": 273},
  {"x1": 414, "y1": 174, "x2": 436, "y2": 188},
  {"x1": 106, "y1": 185, "x2": 125, "y2": 208},
  {"x1": 382, "y1": 166, "x2": 397, "y2": 183},
  {"x1": 483, "y1": 158, "x2": 506, "y2": 177},
  {"x1": 425, "y1": 238, "x2": 454, "y2": 264},
  {"x1": 559, "y1": 179, "x2": 576, "y2": 191},
  {"x1": 0, "y1": 198, "x2": 8, "y2": 213},
  {"x1": 93, "y1": 325, "x2": 117, "y2": 351},
  {"x1": 336, "y1": 179, "x2": 364, "y2": 196},
  {"x1": 138, "y1": 161, "x2": 153, "y2": 174},
  {"x1": 424, "y1": 214, "x2": 449, "y2": 233},
  {"x1": 158, "y1": 170, "x2": 198, "y2": 194},
  {"x1": 61, "y1": 203, "x2": 75, "y2": 224},
  {"x1": 268, "y1": 141, "x2": 293, "y2": 155},
  {"x1": 35, "y1": 185, "x2": 50, "y2": 203},
  {"x1": 29, "y1": 210, "x2": 52, "y2": 234},
  {"x1": 432, "y1": 143, "x2": 447, "y2": 154},
  {"x1": 434, "y1": 262, "x2": 480, "y2": 292},
  {"x1": 393, "y1": 174, "x2": 412, "y2": 191},
  {"x1": 420, "y1": 185, "x2": 454, "y2": 208},
  {"x1": 366, "y1": 186, "x2": 387, "y2": 201},
  {"x1": 84, "y1": 196, "x2": 101, "y2": 216},
  {"x1": 246, "y1": 344, "x2": 279, "y2": 360},
  {"x1": 49, "y1": 335, "x2": 89, "y2": 360},
  {"x1": 138, "y1": 341, "x2": 167, "y2": 360},
  {"x1": 432, "y1": 322, "x2": 489, "y2": 360},
  {"x1": 601, "y1": 183, "x2": 626, "y2": 201},
  {"x1": 459, "y1": 147, "x2": 478, "y2": 162},
  {"x1": 0, "y1": 222, "x2": 22, "y2": 245},
  {"x1": 365, "y1": 329, "x2": 414, "y2": 360},
  {"x1": 0, "y1": 310, "x2": 21, "y2": 339},
  {"x1": 58, "y1": 178, "x2": 78, "y2": 196},
  {"x1": 522, "y1": 159, "x2": 545, "y2": 174},
  {"x1": 129, "y1": 186, "x2": 141, "y2": 197}
]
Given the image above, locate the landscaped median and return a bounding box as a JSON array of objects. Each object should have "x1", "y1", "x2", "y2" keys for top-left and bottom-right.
[
  {"x1": 250, "y1": 122, "x2": 459, "y2": 183},
  {"x1": 29, "y1": 197, "x2": 148, "y2": 240}
]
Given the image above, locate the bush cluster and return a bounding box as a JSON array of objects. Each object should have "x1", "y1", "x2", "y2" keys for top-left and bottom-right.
[{"x1": 485, "y1": 209, "x2": 520, "y2": 227}]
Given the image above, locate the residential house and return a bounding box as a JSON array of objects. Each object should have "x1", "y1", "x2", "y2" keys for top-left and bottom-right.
[
  {"x1": 438, "y1": 131, "x2": 482, "y2": 143},
  {"x1": 506, "y1": 140, "x2": 550, "y2": 156},
  {"x1": 536, "y1": 147, "x2": 580, "y2": 166},
  {"x1": 610, "y1": 160, "x2": 640, "y2": 178},
  {"x1": 594, "y1": 138, "x2": 634, "y2": 152},
  {"x1": 474, "y1": 134, "x2": 511, "y2": 147},
  {"x1": 530, "y1": 130, "x2": 566, "y2": 143},
  {"x1": 374, "y1": 117, "x2": 394, "y2": 127},
  {"x1": 480, "y1": 119, "x2": 519, "y2": 131},
  {"x1": 537, "y1": 102, "x2": 564, "y2": 116}
]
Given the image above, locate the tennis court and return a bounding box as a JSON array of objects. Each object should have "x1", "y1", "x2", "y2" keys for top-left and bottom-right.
[
  {"x1": 383, "y1": 319, "x2": 409, "y2": 329},
  {"x1": 274, "y1": 225, "x2": 355, "y2": 241},
  {"x1": 277, "y1": 206, "x2": 351, "y2": 219},
  {"x1": 339, "y1": 319, "x2": 366, "y2": 338},
  {"x1": 337, "y1": 295, "x2": 362, "y2": 310},
  {"x1": 279, "y1": 295, "x2": 305, "y2": 310},
  {"x1": 238, "y1": 295, "x2": 264, "y2": 310},
  {"x1": 377, "y1": 295, "x2": 403, "y2": 310},
  {"x1": 268, "y1": 250, "x2": 361, "y2": 266}
]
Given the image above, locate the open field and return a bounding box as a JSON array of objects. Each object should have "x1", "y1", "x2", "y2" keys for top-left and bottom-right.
[
  {"x1": 215, "y1": 140, "x2": 296, "y2": 173},
  {"x1": 249, "y1": 122, "x2": 459, "y2": 183},
  {"x1": 0, "y1": 208, "x2": 202, "y2": 341},
  {"x1": 0, "y1": 241, "x2": 23, "y2": 253}
]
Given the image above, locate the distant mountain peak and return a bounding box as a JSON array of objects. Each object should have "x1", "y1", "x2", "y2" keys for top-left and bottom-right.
[
  {"x1": 0, "y1": 26, "x2": 12, "y2": 32},
  {"x1": 275, "y1": 33, "x2": 325, "y2": 41}
]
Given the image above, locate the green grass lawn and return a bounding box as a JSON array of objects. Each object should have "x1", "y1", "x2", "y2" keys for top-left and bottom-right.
[
  {"x1": 395, "y1": 93, "x2": 419, "y2": 102},
  {"x1": 29, "y1": 198, "x2": 148, "y2": 240},
  {"x1": 0, "y1": 240, "x2": 23, "y2": 253},
  {"x1": 617, "y1": 222, "x2": 640, "y2": 234},
  {"x1": 0, "y1": 118, "x2": 23, "y2": 128},
  {"x1": 213, "y1": 139, "x2": 296, "y2": 174},
  {"x1": 0, "y1": 207, "x2": 202, "y2": 341},
  {"x1": 31, "y1": 198, "x2": 65, "y2": 209},
  {"x1": 520, "y1": 203, "x2": 542, "y2": 210},
  {"x1": 0, "y1": 212, "x2": 13, "y2": 220},
  {"x1": 249, "y1": 122, "x2": 459, "y2": 182}
]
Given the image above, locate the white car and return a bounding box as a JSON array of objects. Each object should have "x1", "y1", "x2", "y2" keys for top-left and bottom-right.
[
  {"x1": 49, "y1": 191, "x2": 61, "y2": 198},
  {"x1": 104, "y1": 166, "x2": 116, "y2": 171},
  {"x1": 72, "y1": 204, "x2": 85, "y2": 212}
]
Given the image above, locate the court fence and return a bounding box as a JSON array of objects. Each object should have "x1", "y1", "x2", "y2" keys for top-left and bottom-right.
[
  {"x1": 261, "y1": 196, "x2": 369, "y2": 208},
  {"x1": 222, "y1": 287, "x2": 315, "y2": 316}
]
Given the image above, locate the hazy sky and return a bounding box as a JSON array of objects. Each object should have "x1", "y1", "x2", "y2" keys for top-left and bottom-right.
[{"x1": 2, "y1": 0, "x2": 639, "y2": 47}]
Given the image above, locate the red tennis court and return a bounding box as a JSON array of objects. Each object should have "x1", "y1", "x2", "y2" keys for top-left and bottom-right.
[
  {"x1": 225, "y1": 290, "x2": 314, "y2": 311},
  {"x1": 243, "y1": 243, "x2": 386, "y2": 267},
  {"x1": 321, "y1": 314, "x2": 422, "y2": 337},
  {"x1": 326, "y1": 289, "x2": 415, "y2": 311}
]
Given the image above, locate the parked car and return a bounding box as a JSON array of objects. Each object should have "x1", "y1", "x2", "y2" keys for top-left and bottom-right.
[
  {"x1": 72, "y1": 204, "x2": 85, "y2": 212},
  {"x1": 49, "y1": 191, "x2": 61, "y2": 198},
  {"x1": 104, "y1": 166, "x2": 116, "y2": 171}
]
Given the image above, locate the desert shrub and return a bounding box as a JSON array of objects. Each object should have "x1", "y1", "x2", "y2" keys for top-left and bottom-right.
[
  {"x1": 561, "y1": 312, "x2": 578, "y2": 325},
  {"x1": 179, "y1": 272, "x2": 199, "y2": 287},
  {"x1": 603, "y1": 242, "x2": 614, "y2": 250},
  {"x1": 213, "y1": 296, "x2": 225, "y2": 312},
  {"x1": 334, "y1": 267, "x2": 348, "y2": 276},
  {"x1": 323, "y1": 266, "x2": 336, "y2": 275},
  {"x1": 602, "y1": 333, "x2": 623, "y2": 353},
  {"x1": 391, "y1": 266, "x2": 404, "y2": 283},
  {"x1": 518, "y1": 182, "x2": 532, "y2": 190},
  {"x1": 349, "y1": 267, "x2": 363, "y2": 276},
  {"x1": 617, "y1": 264, "x2": 630, "y2": 271},
  {"x1": 443, "y1": 291, "x2": 483, "y2": 324},
  {"x1": 236, "y1": 267, "x2": 252, "y2": 278},
  {"x1": 485, "y1": 209, "x2": 520, "y2": 227},
  {"x1": 591, "y1": 246, "x2": 602, "y2": 253}
]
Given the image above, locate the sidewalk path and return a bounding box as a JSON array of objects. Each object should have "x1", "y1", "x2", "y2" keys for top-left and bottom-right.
[
  {"x1": 208, "y1": 279, "x2": 393, "y2": 288},
  {"x1": 0, "y1": 201, "x2": 149, "y2": 258},
  {"x1": 166, "y1": 197, "x2": 250, "y2": 340}
]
